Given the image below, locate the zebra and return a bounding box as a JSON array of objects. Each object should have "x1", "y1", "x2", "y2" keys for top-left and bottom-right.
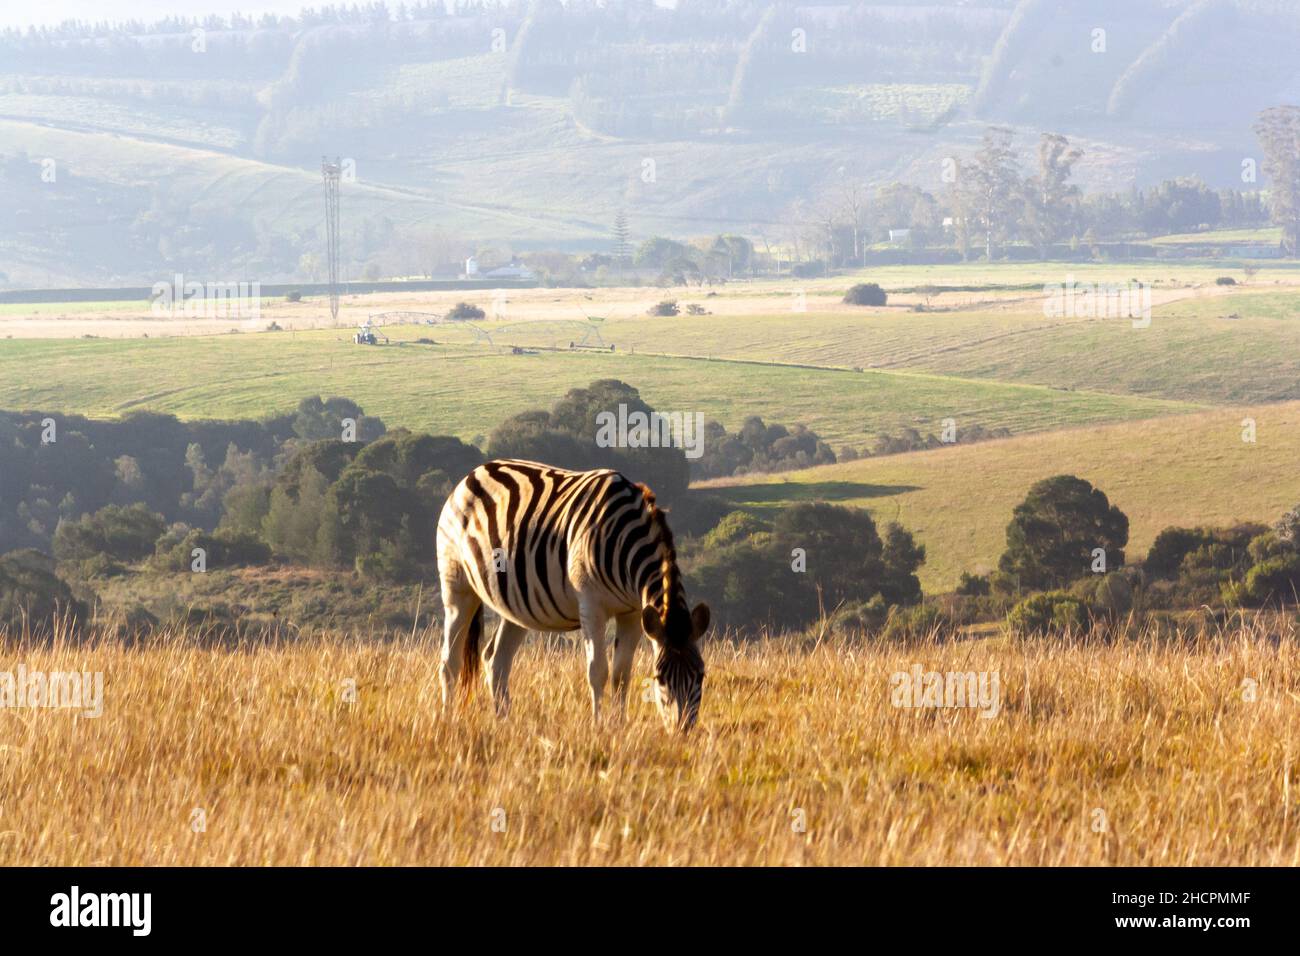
[{"x1": 436, "y1": 459, "x2": 710, "y2": 731}]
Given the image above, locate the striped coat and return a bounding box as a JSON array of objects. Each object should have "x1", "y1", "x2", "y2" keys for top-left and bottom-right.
[{"x1": 437, "y1": 459, "x2": 708, "y2": 729}]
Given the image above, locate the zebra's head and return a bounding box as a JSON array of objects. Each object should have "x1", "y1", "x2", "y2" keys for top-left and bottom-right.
[{"x1": 641, "y1": 602, "x2": 709, "y2": 732}]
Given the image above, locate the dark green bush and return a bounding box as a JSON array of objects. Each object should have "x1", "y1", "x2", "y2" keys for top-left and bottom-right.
[
  {"x1": 154, "y1": 528, "x2": 272, "y2": 572},
  {"x1": 1072, "y1": 570, "x2": 1136, "y2": 618},
  {"x1": 881, "y1": 602, "x2": 950, "y2": 641},
  {"x1": 447, "y1": 302, "x2": 486, "y2": 321},
  {"x1": 843, "y1": 283, "x2": 888, "y2": 306},
  {"x1": 830, "y1": 595, "x2": 890, "y2": 634},
  {"x1": 0, "y1": 549, "x2": 89, "y2": 637},
  {"x1": 1233, "y1": 553, "x2": 1300, "y2": 606},
  {"x1": 53, "y1": 504, "x2": 166, "y2": 563},
  {"x1": 1007, "y1": 591, "x2": 1089, "y2": 635}
]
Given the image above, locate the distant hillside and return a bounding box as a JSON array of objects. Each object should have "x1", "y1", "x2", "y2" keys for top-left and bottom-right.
[{"x1": 1, "y1": 0, "x2": 1297, "y2": 285}]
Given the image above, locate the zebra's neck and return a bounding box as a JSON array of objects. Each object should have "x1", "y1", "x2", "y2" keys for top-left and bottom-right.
[
  {"x1": 638, "y1": 554, "x2": 687, "y2": 618},
  {"x1": 633, "y1": 498, "x2": 688, "y2": 621}
]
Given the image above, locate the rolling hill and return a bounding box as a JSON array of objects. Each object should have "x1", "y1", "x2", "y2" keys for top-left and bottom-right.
[
  {"x1": 705, "y1": 402, "x2": 1300, "y2": 591},
  {"x1": 0, "y1": 328, "x2": 1195, "y2": 450},
  {"x1": 3, "y1": 0, "x2": 1300, "y2": 286}
]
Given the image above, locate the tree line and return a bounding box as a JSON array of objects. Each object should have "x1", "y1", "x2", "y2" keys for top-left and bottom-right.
[
  {"x1": 2, "y1": 386, "x2": 1297, "y2": 639},
  {"x1": 788, "y1": 125, "x2": 1285, "y2": 271}
]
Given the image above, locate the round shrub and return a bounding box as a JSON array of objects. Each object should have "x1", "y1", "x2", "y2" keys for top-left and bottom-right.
[
  {"x1": 1007, "y1": 591, "x2": 1089, "y2": 635},
  {"x1": 843, "y1": 283, "x2": 888, "y2": 306},
  {"x1": 1074, "y1": 571, "x2": 1134, "y2": 618},
  {"x1": 447, "y1": 302, "x2": 486, "y2": 321},
  {"x1": 956, "y1": 572, "x2": 991, "y2": 597},
  {"x1": 1236, "y1": 554, "x2": 1300, "y2": 606},
  {"x1": 881, "y1": 602, "x2": 949, "y2": 641},
  {"x1": 701, "y1": 510, "x2": 769, "y2": 550},
  {"x1": 831, "y1": 595, "x2": 889, "y2": 635}
]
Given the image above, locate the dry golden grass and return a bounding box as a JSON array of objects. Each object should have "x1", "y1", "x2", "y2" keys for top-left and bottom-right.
[{"x1": 1, "y1": 618, "x2": 1298, "y2": 866}]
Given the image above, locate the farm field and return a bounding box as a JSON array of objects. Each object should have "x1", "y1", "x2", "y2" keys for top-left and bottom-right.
[
  {"x1": 2, "y1": 270, "x2": 1293, "y2": 589},
  {"x1": 0, "y1": 328, "x2": 1195, "y2": 450},
  {"x1": 3, "y1": 260, "x2": 1297, "y2": 335},
  {"x1": 3, "y1": 624, "x2": 1295, "y2": 866},
  {"x1": 706, "y1": 402, "x2": 1300, "y2": 591},
  {"x1": 7, "y1": 263, "x2": 1296, "y2": 428},
  {"x1": 889, "y1": 300, "x2": 1300, "y2": 405},
  {"x1": 479, "y1": 289, "x2": 1300, "y2": 405}
]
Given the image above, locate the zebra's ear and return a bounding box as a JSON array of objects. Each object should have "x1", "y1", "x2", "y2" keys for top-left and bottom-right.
[
  {"x1": 641, "y1": 605, "x2": 665, "y2": 640},
  {"x1": 690, "y1": 602, "x2": 711, "y2": 638}
]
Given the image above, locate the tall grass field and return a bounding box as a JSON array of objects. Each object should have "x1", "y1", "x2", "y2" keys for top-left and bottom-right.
[{"x1": 2, "y1": 618, "x2": 1296, "y2": 866}]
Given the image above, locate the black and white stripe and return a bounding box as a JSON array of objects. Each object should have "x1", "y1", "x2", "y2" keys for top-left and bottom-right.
[{"x1": 436, "y1": 459, "x2": 708, "y2": 729}]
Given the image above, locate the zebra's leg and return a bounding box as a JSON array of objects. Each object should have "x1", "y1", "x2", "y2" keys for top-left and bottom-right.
[
  {"x1": 485, "y1": 618, "x2": 527, "y2": 717},
  {"x1": 439, "y1": 580, "x2": 481, "y2": 712},
  {"x1": 578, "y1": 600, "x2": 610, "y2": 721},
  {"x1": 610, "y1": 610, "x2": 642, "y2": 719}
]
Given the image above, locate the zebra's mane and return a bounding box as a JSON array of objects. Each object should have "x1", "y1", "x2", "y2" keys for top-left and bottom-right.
[{"x1": 636, "y1": 483, "x2": 683, "y2": 623}]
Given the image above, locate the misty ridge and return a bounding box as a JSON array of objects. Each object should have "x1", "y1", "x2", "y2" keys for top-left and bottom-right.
[{"x1": 2, "y1": 0, "x2": 1300, "y2": 288}]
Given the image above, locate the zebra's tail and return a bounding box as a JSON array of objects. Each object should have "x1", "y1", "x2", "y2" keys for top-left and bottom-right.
[{"x1": 460, "y1": 604, "x2": 484, "y2": 698}]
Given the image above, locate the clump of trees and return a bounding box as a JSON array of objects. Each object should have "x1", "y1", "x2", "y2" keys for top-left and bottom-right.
[
  {"x1": 634, "y1": 234, "x2": 755, "y2": 286},
  {"x1": 1006, "y1": 590, "x2": 1089, "y2": 635},
  {"x1": 992, "y1": 482, "x2": 1300, "y2": 634},
  {"x1": 252, "y1": 430, "x2": 483, "y2": 579},
  {"x1": 488, "y1": 379, "x2": 691, "y2": 506},
  {"x1": 794, "y1": 126, "x2": 1276, "y2": 271},
  {"x1": 53, "y1": 504, "x2": 165, "y2": 565},
  {"x1": 997, "y1": 475, "x2": 1129, "y2": 592},
  {"x1": 839, "y1": 423, "x2": 1011, "y2": 461},
  {"x1": 154, "y1": 527, "x2": 270, "y2": 573},
  {"x1": 1143, "y1": 510, "x2": 1300, "y2": 609},
  {"x1": 0, "y1": 398, "x2": 385, "y2": 558},
  {"x1": 30, "y1": 423, "x2": 484, "y2": 587},
  {"x1": 685, "y1": 503, "x2": 925, "y2": 631},
  {"x1": 692, "y1": 416, "x2": 836, "y2": 480}
]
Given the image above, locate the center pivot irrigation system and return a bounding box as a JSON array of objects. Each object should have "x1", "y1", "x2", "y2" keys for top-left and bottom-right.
[
  {"x1": 353, "y1": 318, "x2": 390, "y2": 345},
  {"x1": 569, "y1": 313, "x2": 616, "y2": 352}
]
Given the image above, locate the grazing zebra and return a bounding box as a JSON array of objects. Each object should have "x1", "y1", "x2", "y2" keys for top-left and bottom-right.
[{"x1": 436, "y1": 459, "x2": 709, "y2": 730}]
